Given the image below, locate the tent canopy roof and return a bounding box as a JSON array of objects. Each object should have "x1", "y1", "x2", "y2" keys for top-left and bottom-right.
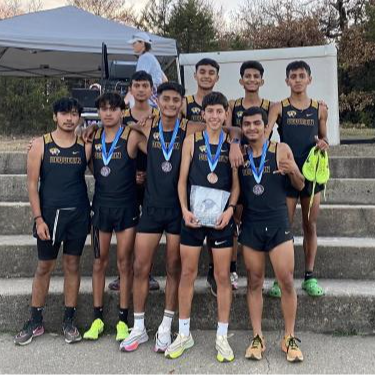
[{"x1": 0, "y1": 6, "x2": 177, "y2": 77}]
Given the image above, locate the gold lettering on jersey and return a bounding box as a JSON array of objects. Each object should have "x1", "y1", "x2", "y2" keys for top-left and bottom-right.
[
  {"x1": 286, "y1": 118, "x2": 315, "y2": 126},
  {"x1": 199, "y1": 154, "x2": 229, "y2": 163},
  {"x1": 242, "y1": 165, "x2": 271, "y2": 176},
  {"x1": 49, "y1": 156, "x2": 82, "y2": 164},
  {"x1": 189, "y1": 114, "x2": 204, "y2": 122},
  {"x1": 94, "y1": 152, "x2": 122, "y2": 160},
  {"x1": 287, "y1": 110, "x2": 297, "y2": 118},
  {"x1": 49, "y1": 147, "x2": 60, "y2": 156},
  {"x1": 152, "y1": 141, "x2": 181, "y2": 150}
]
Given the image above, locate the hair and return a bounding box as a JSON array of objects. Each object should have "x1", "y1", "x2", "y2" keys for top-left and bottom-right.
[
  {"x1": 144, "y1": 42, "x2": 152, "y2": 52},
  {"x1": 240, "y1": 61, "x2": 264, "y2": 78},
  {"x1": 241, "y1": 107, "x2": 268, "y2": 126},
  {"x1": 195, "y1": 58, "x2": 220, "y2": 73},
  {"x1": 130, "y1": 70, "x2": 153, "y2": 87},
  {"x1": 157, "y1": 81, "x2": 185, "y2": 97},
  {"x1": 53, "y1": 97, "x2": 83, "y2": 116},
  {"x1": 202, "y1": 91, "x2": 228, "y2": 111},
  {"x1": 95, "y1": 92, "x2": 125, "y2": 110},
  {"x1": 286, "y1": 60, "x2": 311, "y2": 77}
]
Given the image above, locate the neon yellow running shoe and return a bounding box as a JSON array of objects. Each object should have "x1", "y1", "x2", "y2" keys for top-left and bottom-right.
[
  {"x1": 165, "y1": 333, "x2": 194, "y2": 359},
  {"x1": 316, "y1": 150, "x2": 330, "y2": 184},
  {"x1": 302, "y1": 146, "x2": 319, "y2": 182},
  {"x1": 83, "y1": 318, "x2": 104, "y2": 340},
  {"x1": 216, "y1": 334, "x2": 235, "y2": 363},
  {"x1": 116, "y1": 321, "x2": 129, "y2": 342}
]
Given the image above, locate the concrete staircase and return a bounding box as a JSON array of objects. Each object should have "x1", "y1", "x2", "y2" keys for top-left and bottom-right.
[{"x1": 0, "y1": 150, "x2": 374, "y2": 334}]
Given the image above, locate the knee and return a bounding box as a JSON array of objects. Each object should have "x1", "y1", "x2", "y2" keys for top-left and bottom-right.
[
  {"x1": 117, "y1": 257, "x2": 132, "y2": 275},
  {"x1": 133, "y1": 258, "x2": 149, "y2": 279},
  {"x1": 63, "y1": 257, "x2": 80, "y2": 274},
  {"x1": 214, "y1": 269, "x2": 230, "y2": 287},
  {"x1": 181, "y1": 264, "x2": 197, "y2": 283},
  {"x1": 166, "y1": 257, "x2": 181, "y2": 278},
  {"x1": 93, "y1": 257, "x2": 108, "y2": 273},
  {"x1": 36, "y1": 262, "x2": 55, "y2": 278},
  {"x1": 247, "y1": 271, "x2": 264, "y2": 291},
  {"x1": 303, "y1": 220, "x2": 317, "y2": 236},
  {"x1": 278, "y1": 272, "x2": 295, "y2": 294}
]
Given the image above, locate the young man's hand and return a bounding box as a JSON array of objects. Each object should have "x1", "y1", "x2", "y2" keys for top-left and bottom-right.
[
  {"x1": 274, "y1": 149, "x2": 298, "y2": 176},
  {"x1": 81, "y1": 125, "x2": 98, "y2": 143},
  {"x1": 26, "y1": 138, "x2": 35, "y2": 153},
  {"x1": 36, "y1": 219, "x2": 51, "y2": 241},
  {"x1": 183, "y1": 209, "x2": 201, "y2": 228},
  {"x1": 315, "y1": 136, "x2": 329, "y2": 151},
  {"x1": 215, "y1": 207, "x2": 234, "y2": 230},
  {"x1": 229, "y1": 143, "x2": 243, "y2": 168},
  {"x1": 136, "y1": 171, "x2": 146, "y2": 185}
]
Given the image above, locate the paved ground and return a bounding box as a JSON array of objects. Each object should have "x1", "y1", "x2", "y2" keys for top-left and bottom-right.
[{"x1": 1, "y1": 330, "x2": 374, "y2": 374}]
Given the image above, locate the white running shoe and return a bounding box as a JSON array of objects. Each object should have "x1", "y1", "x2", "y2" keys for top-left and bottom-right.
[
  {"x1": 154, "y1": 326, "x2": 172, "y2": 353},
  {"x1": 230, "y1": 272, "x2": 239, "y2": 290},
  {"x1": 119, "y1": 327, "x2": 148, "y2": 352},
  {"x1": 216, "y1": 334, "x2": 235, "y2": 362},
  {"x1": 165, "y1": 333, "x2": 194, "y2": 359}
]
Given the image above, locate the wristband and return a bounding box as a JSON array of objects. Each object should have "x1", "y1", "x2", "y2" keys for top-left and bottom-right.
[
  {"x1": 231, "y1": 138, "x2": 240, "y2": 144},
  {"x1": 228, "y1": 204, "x2": 236, "y2": 213},
  {"x1": 34, "y1": 215, "x2": 43, "y2": 222}
]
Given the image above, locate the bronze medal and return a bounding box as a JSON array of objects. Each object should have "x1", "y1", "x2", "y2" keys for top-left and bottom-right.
[{"x1": 207, "y1": 172, "x2": 218, "y2": 184}]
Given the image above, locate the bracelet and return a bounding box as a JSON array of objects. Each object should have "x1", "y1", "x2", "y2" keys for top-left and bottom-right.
[
  {"x1": 228, "y1": 204, "x2": 236, "y2": 213},
  {"x1": 231, "y1": 138, "x2": 240, "y2": 144},
  {"x1": 34, "y1": 215, "x2": 42, "y2": 222},
  {"x1": 323, "y1": 137, "x2": 329, "y2": 145}
]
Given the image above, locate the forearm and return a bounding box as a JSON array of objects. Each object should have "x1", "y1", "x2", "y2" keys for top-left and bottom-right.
[
  {"x1": 288, "y1": 167, "x2": 305, "y2": 191},
  {"x1": 178, "y1": 180, "x2": 189, "y2": 213},
  {"x1": 224, "y1": 126, "x2": 242, "y2": 141},
  {"x1": 28, "y1": 183, "x2": 42, "y2": 219}
]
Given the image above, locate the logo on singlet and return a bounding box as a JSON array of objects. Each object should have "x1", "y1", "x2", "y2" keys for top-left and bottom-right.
[
  {"x1": 95, "y1": 144, "x2": 102, "y2": 151},
  {"x1": 199, "y1": 145, "x2": 207, "y2": 153},
  {"x1": 237, "y1": 111, "x2": 243, "y2": 118},
  {"x1": 287, "y1": 110, "x2": 297, "y2": 118},
  {"x1": 72, "y1": 151, "x2": 80, "y2": 155},
  {"x1": 49, "y1": 147, "x2": 60, "y2": 156},
  {"x1": 153, "y1": 132, "x2": 160, "y2": 140},
  {"x1": 191, "y1": 107, "x2": 201, "y2": 114}
]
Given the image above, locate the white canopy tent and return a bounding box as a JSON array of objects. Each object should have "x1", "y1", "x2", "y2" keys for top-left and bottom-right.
[{"x1": 0, "y1": 6, "x2": 178, "y2": 78}]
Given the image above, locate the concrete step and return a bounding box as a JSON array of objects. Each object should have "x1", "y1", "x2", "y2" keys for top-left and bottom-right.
[
  {"x1": 1, "y1": 277, "x2": 374, "y2": 334},
  {"x1": 1, "y1": 202, "x2": 374, "y2": 237},
  {"x1": 1, "y1": 174, "x2": 374, "y2": 204},
  {"x1": 0, "y1": 235, "x2": 374, "y2": 280},
  {"x1": 1, "y1": 151, "x2": 375, "y2": 178}
]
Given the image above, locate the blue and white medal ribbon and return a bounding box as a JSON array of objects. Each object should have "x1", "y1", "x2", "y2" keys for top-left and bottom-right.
[
  {"x1": 100, "y1": 126, "x2": 123, "y2": 177},
  {"x1": 159, "y1": 118, "x2": 180, "y2": 173},
  {"x1": 248, "y1": 141, "x2": 268, "y2": 195},
  {"x1": 203, "y1": 130, "x2": 225, "y2": 184}
]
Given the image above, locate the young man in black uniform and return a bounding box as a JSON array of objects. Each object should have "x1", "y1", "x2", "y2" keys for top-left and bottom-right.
[
  {"x1": 165, "y1": 92, "x2": 239, "y2": 362},
  {"x1": 15, "y1": 98, "x2": 91, "y2": 345},
  {"x1": 108, "y1": 71, "x2": 160, "y2": 292},
  {"x1": 181, "y1": 58, "x2": 220, "y2": 122},
  {"x1": 120, "y1": 83, "x2": 243, "y2": 353},
  {"x1": 227, "y1": 61, "x2": 272, "y2": 127},
  {"x1": 238, "y1": 107, "x2": 304, "y2": 362},
  {"x1": 266, "y1": 61, "x2": 329, "y2": 298},
  {"x1": 83, "y1": 92, "x2": 147, "y2": 342}
]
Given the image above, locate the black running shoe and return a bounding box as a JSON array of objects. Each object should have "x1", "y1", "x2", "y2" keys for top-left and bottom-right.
[
  {"x1": 63, "y1": 319, "x2": 82, "y2": 344},
  {"x1": 206, "y1": 273, "x2": 217, "y2": 297},
  {"x1": 14, "y1": 320, "x2": 44, "y2": 346},
  {"x1": 149, "y1": 274, "x2": 160, "y2": 291}
]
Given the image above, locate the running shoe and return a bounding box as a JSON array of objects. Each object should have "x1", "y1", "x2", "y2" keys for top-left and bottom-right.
[
  {"x1": 230, "y1": 272, "x2": 239, "y2": 290},
  {"x1": 245, "y1": 334, "x2": 266, "y2": 360},
  {"x1": 63, "y1": 319, "x2": 82, "y2": 344},
  {"x1": 281, "y1": 335, "x2": 304, "y2": 362},
  {"x1": 108, "y1": 277, "x2": 120, "y2": 291},
  {"x1": 207, "y1": 273, "x2": 217, "y2": 297},
  {"x1": 302, "y1": 147, "x2": 319, "y2": 182},
  {"x1": 316, "y1": 150, "x2": 330, "y2": 184},
  {"x1": 120, "y1": 327, "x2": 148, "y2": 352},
  {"x1": 165, "y1": 333, "x2": 194, "y2": 359},
  {"x1": 149, "y1": 274, "x2": 160, "y2": 291},
  {"x1": 83, "y1": 318, "x2": 104, "y2": 340},
  {"x1": 116, "y1": 321, "x2": 129, "y2": 341},
  {"x1": 216, "y1": 334, "x2": 235, "y2": 363},
  {"x1": 14, "y1": 320, "x2": 44, "y2": 346},
  {"x1": 269, "y1": 280, "x2": 281, "y2": 298},
  {"x1": 154, "y1": 326, "x2": 172, "y2": 353}
]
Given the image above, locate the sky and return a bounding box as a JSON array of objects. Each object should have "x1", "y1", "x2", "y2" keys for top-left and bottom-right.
[{"x1": 19, "y1": 0, "x2": 245, "y2": 14}]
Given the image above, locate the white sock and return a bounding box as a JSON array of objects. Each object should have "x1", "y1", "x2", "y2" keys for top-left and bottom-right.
[
  {"x1": 179, "y1": 318, "x2": 190, "y2": 336},
  {"x1": 160, "y1": 310, "x2": 174, "y2": 331},
  {"x1": 134, "y1": 312, "x2": 145, "y2": 331},
  {"x1": 217, "y1": 322, "x2": 229, "y2": 336}
]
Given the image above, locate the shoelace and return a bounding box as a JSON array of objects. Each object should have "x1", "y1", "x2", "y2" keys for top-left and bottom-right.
[
  {"x1": 251, "y1": 334, "x2": 264, "y2": 349},
  {"x1": 286, "y1": 336, "x2": 301, "y2": 353}
]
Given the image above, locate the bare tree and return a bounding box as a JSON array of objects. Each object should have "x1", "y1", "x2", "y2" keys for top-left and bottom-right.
[{"x1": 0, "y1": 0, "x2": 22, "y2": 19}]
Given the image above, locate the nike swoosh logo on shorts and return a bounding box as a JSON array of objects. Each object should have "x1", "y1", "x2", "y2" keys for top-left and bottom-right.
[
  {"x1": 214, "y1": 240, "x2": 227, "y2": 246},
  {"x1": 132, "y1": 216, "x2": 138, "y2": 221},
  {"x1": 285, "y1": 231, "x2": 290, "y2": 235}
]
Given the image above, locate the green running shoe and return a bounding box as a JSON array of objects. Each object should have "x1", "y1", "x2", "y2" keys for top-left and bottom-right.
[
  {"x1": 83, "y1": 318, "x2": 104, "y2": 340},
  {"x1": 302, "y1": 147, "x2": 319, "y2": 182},
  {"x1": 316, "y1": 150, "x2": 330, "y2": 184},
  {"x1": 116, "y1": 321, "x2": 129, "y2": 342}
]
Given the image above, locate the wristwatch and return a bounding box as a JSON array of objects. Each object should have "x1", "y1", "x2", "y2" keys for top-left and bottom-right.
[
  {"x1": 228, "y1": 204, "x2": 236, "y2": 213},
  {"x1": 231, "y1": 138, "x2": 240, "y2": 144}
]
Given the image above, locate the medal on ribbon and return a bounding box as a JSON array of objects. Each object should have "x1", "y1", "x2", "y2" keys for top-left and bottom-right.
[
  {"x1": 248, "y1": 141, "x2": 268, "y2": 195},
  {"x1": 203, "y1": 130, "x2": 225, "y2": 184},
  {"x1": 159, "y1": 118, "x2": 180, "y2": 173},
  {"x1": 100, "y1": 126, "x2": 123, "y2": 177}
]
